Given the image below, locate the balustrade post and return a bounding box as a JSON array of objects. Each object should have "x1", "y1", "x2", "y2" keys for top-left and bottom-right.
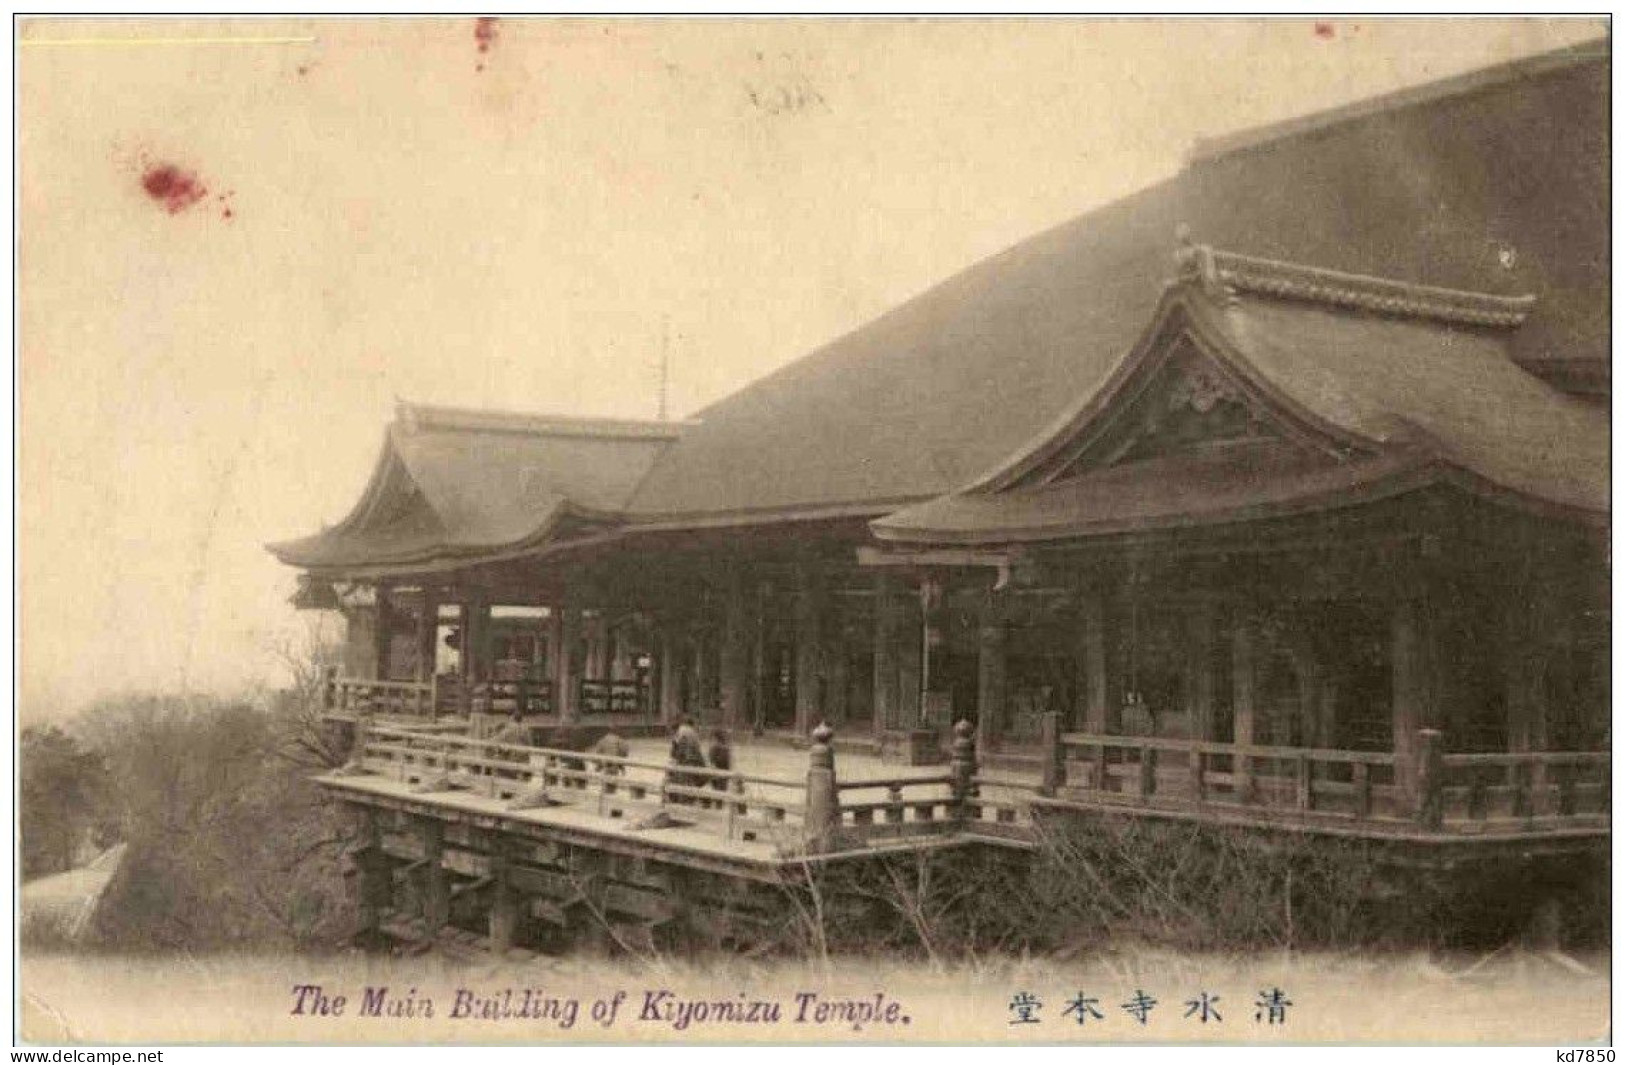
[
  {"x1": 885, "y1": 784, "x2": 905, "y2": 828},
  {"x1": 1351, "y1": 761, "x2": 1371, "y2": 819},
  {"x1": 1137, "y1": 745, "x2": 1157, "y2": 799},
  {"x1": 1530, "y1": 758, "x2": 1554, "y2": 817},
  {"x1": 334, "y1": 719, "x2": 371, "y2": 776},
  {"x1": 1039, "y1": 711, "x2": 1065, "y2": 797},
  {"x1": 1414, "y1": 728, "x2": 1443, "y2": 829},
  {"x1": 1295, "y1": 753, "x2": 1312, "y2": 811},
  {"x1": 950, "y1": 719, "x2": 977, "y2": 823},
  {"x1": 804, "y1": 722, "x2": 840, "y2": 854},
  {"x1": 1189, "y1": 741, "x2": 1205, "y2": 805}
]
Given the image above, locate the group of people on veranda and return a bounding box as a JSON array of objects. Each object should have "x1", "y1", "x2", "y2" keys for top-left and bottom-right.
[{"x1": 666, "y1": 717, "x2": 733, "y2": 806}]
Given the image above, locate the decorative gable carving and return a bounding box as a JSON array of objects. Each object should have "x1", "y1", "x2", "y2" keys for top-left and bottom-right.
[
  {"x1": 1037, "y1": 339, "x2": 1293, "y2": 485},
  {"x1": 1110, "y1": 357, "x2": 1278, "y2": 465}
]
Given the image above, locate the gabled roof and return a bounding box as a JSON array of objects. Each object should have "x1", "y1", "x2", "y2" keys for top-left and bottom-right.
[
  {"x1": 624, "y1": 42, "x2": 1607, "y2": 521},
  {"x1": 872, "y1": 252, "x2": 1607, "y2": 546},
  {"x1": 267, "y1": 403, "x2": 683, "y2": 570}
]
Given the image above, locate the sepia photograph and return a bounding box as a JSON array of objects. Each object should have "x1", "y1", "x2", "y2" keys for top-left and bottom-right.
[{"x1": 14, "y1": 15, "x2": 1612, "y2": 1047}]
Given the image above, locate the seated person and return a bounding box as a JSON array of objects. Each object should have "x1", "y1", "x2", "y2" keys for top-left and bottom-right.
[
  {"x1": 666, "y1": 718, "x2": 706, "y2": 804},
  {"x1": 589, "y1": 730, "x2": 630, "y2": 776}
]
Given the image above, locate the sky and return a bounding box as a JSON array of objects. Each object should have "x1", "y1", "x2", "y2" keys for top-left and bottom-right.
[{"x1": 17, "y1": 16, "x2": 1607, "y2": 721}]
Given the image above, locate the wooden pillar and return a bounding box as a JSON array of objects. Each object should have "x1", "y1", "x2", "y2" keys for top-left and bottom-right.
[
  {"x1": 1391, "y1": 597, "x2": 1436, "y2": 801},
  {"x1": 975, "y1": 592, "x2": 1008, "y2": 752},
  {"x1": 554, "y1": 603, "x2": 579, "y2": 720},
  {"x1": 416, "y1": 589, "x2": 439, "y2": 682},
  {"x1": 1039, "y1": 710, "x2": 1066, "y2": 796},
  {"x1": 750, "y1": 583, "x2": 767, "y2": 732},
  {"x1": 456, "y1": 601, "x2": 475, "y2": 681},
  {"x1": 1080, "y1": 591, "x2": 1110, "y2": 734},
  {"x1": 1184, "y1": 604, "x2": 1217, "y2": 740},
  {"x1": 827, "y1": 630, "x2": 850, "y2": 726},
  {"x1": 1505, "y1": 589, "x2": 1551, "y2": 815},
  {"x1": 1232, "y1": 611, "x2": 1257, "y2": 801},
  {"x1": 658, "y1": 626, "x2": 683, "y2": 725},
  {"x1": 871, "y1": 573, "x2": 902, "y2": 734},
  {"x1": 463, "y1": 595, "x2": 490, "y2": 683},
  {"x1": 1184, "y1": 603, "x2": 1216, "y2": 790},
  {"x1": 719, "y1": 566, "x2": 750, "y2": 729},
  {"x1": 896, "y1": 587, "x2": 923, "y2": 728},
  {"x1": 372, "y1": 587, "x2": 394, "y2": 681},
  {"x1": 793, "y1": 564, "x2": 824, "y2": 735},
  {"x1": 419, "y1": 818, "x2": 449, "y2": 935},
  {"x1": 691, "y1": 633, "x2": 712, "y2": 721}
]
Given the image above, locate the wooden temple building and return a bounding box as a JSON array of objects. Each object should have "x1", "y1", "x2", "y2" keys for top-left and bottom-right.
[{"x1": 271, "y1": 44, "x2": 1609, "y2": 954}]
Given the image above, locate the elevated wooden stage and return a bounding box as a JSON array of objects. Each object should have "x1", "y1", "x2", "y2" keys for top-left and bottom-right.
[{"x1": 321, "y1": 711, "x2": 1607, "y2": 957}]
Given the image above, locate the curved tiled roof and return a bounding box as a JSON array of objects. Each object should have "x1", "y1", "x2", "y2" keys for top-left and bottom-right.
[
  {"x1": 873, "y1": 273, "x2": 1608, "y2": 546},
  {"x1": 267, "y1": 404, "x2": 680, "y2": 570},
  {"x1": 624, "y1": 43, "x2": 1607, "y2": 521}
]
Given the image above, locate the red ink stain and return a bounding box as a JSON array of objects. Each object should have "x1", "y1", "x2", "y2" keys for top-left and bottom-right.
[
  {"x1": 1314, "y1": 22, "x2": 1335, "y2": 39},
  {"x1": 474, "y1": 16, "x2": 497, "y2": 69},
  {"x1": 141, "y1": 163, "x2": 207, "y2": 215}
]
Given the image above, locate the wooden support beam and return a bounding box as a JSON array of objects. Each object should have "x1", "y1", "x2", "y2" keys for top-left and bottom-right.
[
  {"x1": 352, "y1": 805, "x2": 390, "y2": 940},
  {"x1": 488, "y1": 843, "x2": 520, "y2": 954},
  {"x1": 419, "y1": 819, "x2": 449, "y2": 935}
]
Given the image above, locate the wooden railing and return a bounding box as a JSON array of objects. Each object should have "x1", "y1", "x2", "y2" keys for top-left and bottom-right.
[
  {"x1": 1437, "y1": 750, "x2": 1610, "y2": 828},
  {"x1": 327, "y1": 714, "x2": 1604, "y2": 855},
  {"x1": 329, "y1": 675, "x2": 438, "y2": 718},
  {"x1": 1041, "y1": 714, "x2": 1608, "y2": 834},
  {"x1": 332, "y1": 719, "x2": 1017, "y2": 854},
  {"x1": 1049, "y1": 727, "x2": 1402, "y2": 822},
  {"x1": 342, "y1": 723, "x2": 807, "y2": 847}
]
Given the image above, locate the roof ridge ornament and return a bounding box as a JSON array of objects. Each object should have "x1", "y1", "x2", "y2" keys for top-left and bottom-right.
[{"x1": 1172, "y1": 228, "x2": 1536, "y2": 329}]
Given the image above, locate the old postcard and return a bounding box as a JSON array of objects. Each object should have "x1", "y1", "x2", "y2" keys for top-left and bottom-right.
[{"x1": 15, "y1": 15, "x2": 1612, "y2": 1047}]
